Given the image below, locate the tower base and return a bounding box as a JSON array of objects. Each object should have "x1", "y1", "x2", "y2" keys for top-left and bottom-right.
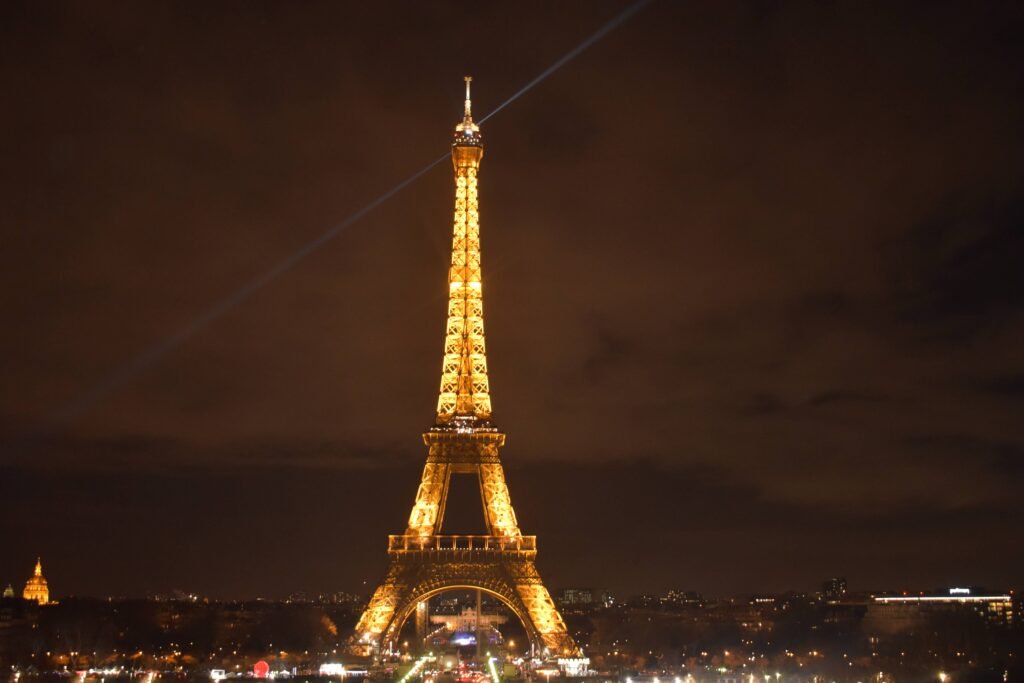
[{"x1": 353, "y1": 536, "x2": 578, "y2": 657}]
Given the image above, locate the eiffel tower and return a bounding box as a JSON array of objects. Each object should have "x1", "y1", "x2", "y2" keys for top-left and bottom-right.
[{"x1": 353, "y1": 78, "x2": 579, "y2": 658}]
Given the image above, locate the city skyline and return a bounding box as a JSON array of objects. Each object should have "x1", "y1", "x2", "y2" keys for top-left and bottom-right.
[
  {"x1": 2, "y1": 1, "x2": 1024, "y2": 602},
  {"x1": 3, "y1": 554, "x2": 1016, "y2": 604}
]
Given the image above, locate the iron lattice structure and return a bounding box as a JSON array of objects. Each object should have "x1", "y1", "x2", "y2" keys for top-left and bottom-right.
[{"x1": 353, "y1": 78, "x2": 578, "y2": 657}]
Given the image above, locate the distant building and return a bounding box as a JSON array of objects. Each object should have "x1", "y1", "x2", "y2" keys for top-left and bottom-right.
[
  {"x1": 664, "y1": 590, "x2": 703, "y2": 607},
  {"x1": 320, "y1": 591, "x2": 361, "y2": 605},
  {"x1": 866, "y1": 587, "x2": 1013, "y2": 634},
  {"x1": 433, "y1": 594, "x2": 463, "y2": 614},
  {"x1": 821, "y1": 577, "x2": 848, "y2": 602},
  {"x1": 559, "y1": 588, "x2": 592, "y2": 605},
  {"x1": 429, "y1": 606, "x2": 508, "y2": 631},
  {"x1": 22, "y1": 559, "x2": 49, "y2": 605},
  {"x1": 558, "y1": 588, "x2": 611, "y2": 607},
  {"x1": 627, "y1": 594, "x2": 660, "y2": 609},
  {"x1": 1, "y1": 585, "x2": 12, "y2": 599}
]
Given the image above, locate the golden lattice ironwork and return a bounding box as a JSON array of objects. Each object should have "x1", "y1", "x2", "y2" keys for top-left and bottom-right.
[
  {"x1": 437, "y1": 75, "x2": 490, "y2": 423},
  {"x1": 353, "y1": 78, "x2": 578, "y2": 658}
]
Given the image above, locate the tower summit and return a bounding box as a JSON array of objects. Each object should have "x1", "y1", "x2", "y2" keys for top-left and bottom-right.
[
  {"x1": 437, "y1": 75, "x2": 490, "y2": 426},
  {"x1": 353, "y1": 79, "x2": 579, "y2": 658}
]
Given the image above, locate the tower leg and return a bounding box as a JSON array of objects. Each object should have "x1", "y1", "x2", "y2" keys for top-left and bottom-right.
[
  {"x1": 354, "y1": 563, "x2": 415, "y2": 654},
  {"x1": 407, "y1": 462, "x2": 451, "y2": 536},
  {"x1": 479, "y1": 463, "x2": 520, "y2": 537}
]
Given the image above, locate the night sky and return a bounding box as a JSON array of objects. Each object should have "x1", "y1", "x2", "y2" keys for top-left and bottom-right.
[{"x1": 2, "y1": 2, "x2": 1023, "y2": 601}]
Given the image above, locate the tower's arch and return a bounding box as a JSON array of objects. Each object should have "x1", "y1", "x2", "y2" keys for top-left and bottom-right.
[{"x1": 383, "y1": 583, "x2": 540, "y2": 652}]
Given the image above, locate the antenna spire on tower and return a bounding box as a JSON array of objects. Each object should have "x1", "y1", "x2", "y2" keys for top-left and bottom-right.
[{"x1": 456, "y1": 75, "x2": 480, "y2": 137}]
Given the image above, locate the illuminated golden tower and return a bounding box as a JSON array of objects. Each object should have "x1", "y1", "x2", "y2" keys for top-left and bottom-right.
[
  {"x1": 22, "y1": 558, "x2": 50, "y2": 605},
  {"x1": 354, "y1": 78, "x2": 578, "y2": 657}
]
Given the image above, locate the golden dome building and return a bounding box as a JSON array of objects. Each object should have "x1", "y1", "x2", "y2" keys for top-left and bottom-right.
[{"x1": 23, "y1": 558, "x2": 50, "y2": 605}]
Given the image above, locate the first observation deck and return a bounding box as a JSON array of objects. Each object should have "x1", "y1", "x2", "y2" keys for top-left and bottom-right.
[{"x1": 388, "y1": 535, "x2": 536, "y2": 557}]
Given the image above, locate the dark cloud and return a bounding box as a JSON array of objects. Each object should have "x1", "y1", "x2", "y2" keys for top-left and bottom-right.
[
  {"x1": 971, "y1": 373, "x2": 1024, "y2": 399},
  {"x1": 738, "y1": 392, "x2": 785, "y2": 416},
  {"x1": 906, "y1": 433, "x2": 1024, "y2": 482},
  {"x1": 2, "y1": 1, "x2": 1024, "y2": 597},
  {"x1": 886, "y1": 201, "x2": 1024, "y2": 340},
  {"x1": 805, "y1": 390, "x2": 888, "y2": 409},
  {"x1": 579, "y1": 323, "x2": 636, "y2": 381}
]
